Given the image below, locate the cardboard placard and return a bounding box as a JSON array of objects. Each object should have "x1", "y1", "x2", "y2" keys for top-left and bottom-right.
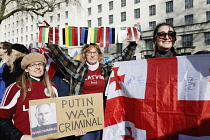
[{"x1": 29, "y1": 93, "x2": 104, "y2": 140}]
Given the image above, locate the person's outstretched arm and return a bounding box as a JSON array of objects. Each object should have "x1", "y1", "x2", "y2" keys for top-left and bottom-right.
[
  {"x1": 48, "y1": 44, "x2": 86, "y2": 81},
  {"x1": 121, "y1": 42, "x2": 138, "y2": 61}
]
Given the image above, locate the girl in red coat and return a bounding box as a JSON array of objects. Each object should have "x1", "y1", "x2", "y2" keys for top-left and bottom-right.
[
  {"x1": 0, "y1": 52, "x2": 86, "y2": 140},
  {"x1": 0, "y1": 52, "x2": 57, "y2": 140}
]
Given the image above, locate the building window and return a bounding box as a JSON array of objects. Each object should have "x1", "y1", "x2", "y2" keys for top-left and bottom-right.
[
  {"x1": 121, "y1": 12, "x2": 126, "y2": 22},
  {"x1": 134, "y1": 8, "x2": 140, "y2": 19},
  {"x1": 116, "y1": 43, "x2": 122, "y2": 53},
  {"x1": 104, "y1": 47, "x2": 109, "y2": 53},
  {"x1": 149, "y1": 21, "x2": 156, "y2": 30},
  {"x1": 121, "y1": 0, "x2": 126, "y2": 7},
  {"x1": 98, "y1": 17, "x2": 102, "y2": 26},
  {"x1": 26, "y1": 26, "x2": 28, "y2": 32},
  {"x1": 185, "y1": 0, "x2": 193, "y2": 9},
  {"x1": 182, "y1": 34, "x2": 193, "y2": 47},
  {"x1": 134, "y1": 0, "x2": 140, "y2": 4},
  {"x1": 88, "y1": 20, "x2": 91, "y2": 27},
  {"x1": 88, "y1": 0, "x2": 91, "y2": 3},
  {"x1": 21, "y1": 36, "x2": 23, "y2": 42},
  {"x1": 98, "y1": 4, "x2": 102, "y2": 13},
  {"x1": 31, "y1": 25, "x2": 33, "y2": 31},
  {"x1": 58, "y1": 3, "x2": 60, "y2": 9},
  {"x1": 208, "y1": 0, "x2": 210, "y2": 4},
  {"x1": 26, "y1": 35, "x2": 28, "y2": 41},
  {"x1": 109, "y1": 1, "x2": 113, "y2": 10},
  {"x1": 57, "y1": 14, "x2": 60, "y2": 21},
  {"x1": 50, "y1": 16, "x2": 53, "y2": 23},
  {"x1": 149, "y1": 5, "x2": 156, "y2": 16},
  {"x1": 185, "y1": 14, "x2": 193, "y2": 25},
  {"x1": 65, "y1": 23, "x2": 68, "y2": 26},
  {"x1": 109, "y1": 15, "x2": 113, "y2": 24},
  {"x1": 21, "y1": 28, "x2": 23, "y2": 33},
  {"x1": 145, "y1": 40, "x2": 153, "y2": 50},
  {"x1": 166, "y1": 18, "x2": 173, "y2": 26},
  {"x1": 31, "y1": 16, "x2": 33, "y2": 22},
  {"x1": 31, "y1": 34, "x2": 33, "y2": 40},
  {"x1": 166, "y1": 1, "x2": 173, "y2": 13},
  {"x1": 88, "y1": 8, "x2": 91, "y2": 15},
  {"x1": 65, "y1": 11, "x2": 68, "y2": 19},
  {"x1": 66, "y1": 0, "x2": 68, "y2": 7},
  {"x1": 207, "y1": 11, "x2": 210, "y2": 21},
  {"x1": 205, "y1": 32, "x2": 210, "y2": 45}
]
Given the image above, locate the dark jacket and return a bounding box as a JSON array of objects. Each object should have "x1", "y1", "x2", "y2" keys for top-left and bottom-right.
[
  {"x1": 0, "y1": 118, "x2": 23, "y2": 140},
  {"x1": 2, "y1": 58, "x2": 24, "y2": 87},
  {"x1": 152, "y1": 47, "x2": 177, "y2": 58}
]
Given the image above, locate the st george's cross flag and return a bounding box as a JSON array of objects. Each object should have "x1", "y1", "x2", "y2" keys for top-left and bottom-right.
[{"x1": 103, "y1": 55, "x2": 210, "y2": 140}]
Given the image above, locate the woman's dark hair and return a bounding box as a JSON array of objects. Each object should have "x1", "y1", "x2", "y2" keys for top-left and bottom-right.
[{"x1": 152, "y1": 22, "x2": 176, "y2": 42}]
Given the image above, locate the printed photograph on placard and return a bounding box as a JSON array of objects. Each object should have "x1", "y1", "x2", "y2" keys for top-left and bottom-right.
[{"x1": 30, "y1": 103, "x2": 57, "y2": 138}]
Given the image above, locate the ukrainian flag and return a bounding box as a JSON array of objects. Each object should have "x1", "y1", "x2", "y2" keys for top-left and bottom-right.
[{"x1": 73, "y1": 50, "x2": 80, "y2": 60}]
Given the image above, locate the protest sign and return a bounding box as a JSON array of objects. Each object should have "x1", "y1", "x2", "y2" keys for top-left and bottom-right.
[{"x1": 29, "y1": 93, "x2": 104, "y2": 140}]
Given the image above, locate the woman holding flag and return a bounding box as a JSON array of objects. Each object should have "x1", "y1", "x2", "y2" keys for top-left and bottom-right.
[
  {"x1": 48, "y1": 41, "x2": 137, "y2": 140},
  {"x1": 152, "y1": 22, "x2": 177, "y2": 58}
]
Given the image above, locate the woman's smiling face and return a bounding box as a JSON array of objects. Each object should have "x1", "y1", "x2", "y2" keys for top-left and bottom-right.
[
  {"x1": 25, "y1": 62, "x2": 45, "y2": 78},
  {"x1": 155, "y1": 25, "x2": 176, "y2": 51}
]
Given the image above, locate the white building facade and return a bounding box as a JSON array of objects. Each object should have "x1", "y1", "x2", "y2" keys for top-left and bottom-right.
[{"x1": 0, "y1": 0, "x2": 210, "y2": 59}]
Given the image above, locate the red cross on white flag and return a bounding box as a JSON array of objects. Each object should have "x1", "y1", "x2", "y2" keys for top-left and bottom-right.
[{"x1": 103, "y1": 55, "x2": 210, "y2": 140}]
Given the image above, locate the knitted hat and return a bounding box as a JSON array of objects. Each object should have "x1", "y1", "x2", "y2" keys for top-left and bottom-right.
[
  {"x1": 21, "y1": 52, "x2": 47, "y2": 69},
  {"x1": 12, "y1": 43, "x2": 29, "y2": 54}
]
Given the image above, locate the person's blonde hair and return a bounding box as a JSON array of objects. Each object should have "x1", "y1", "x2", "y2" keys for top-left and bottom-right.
[
  {"x1": 17, "y1": 70, "x2": 56, "y2": 101},
  {"x1": 7, "y1": 49, "x2": 27, "y2": 72},
  {"x1": 80, "y1": 44, "x2": 103, "y2": 64}
]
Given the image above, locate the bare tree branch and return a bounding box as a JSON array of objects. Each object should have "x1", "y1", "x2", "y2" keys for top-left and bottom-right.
[{"x1": 0, "y1": 0, "x2": 81, "y2": 24}]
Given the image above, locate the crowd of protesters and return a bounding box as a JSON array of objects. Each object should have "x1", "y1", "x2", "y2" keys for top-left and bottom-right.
[{"x1": 0, "y1": 22, "x2": 209, "y2": 140}]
